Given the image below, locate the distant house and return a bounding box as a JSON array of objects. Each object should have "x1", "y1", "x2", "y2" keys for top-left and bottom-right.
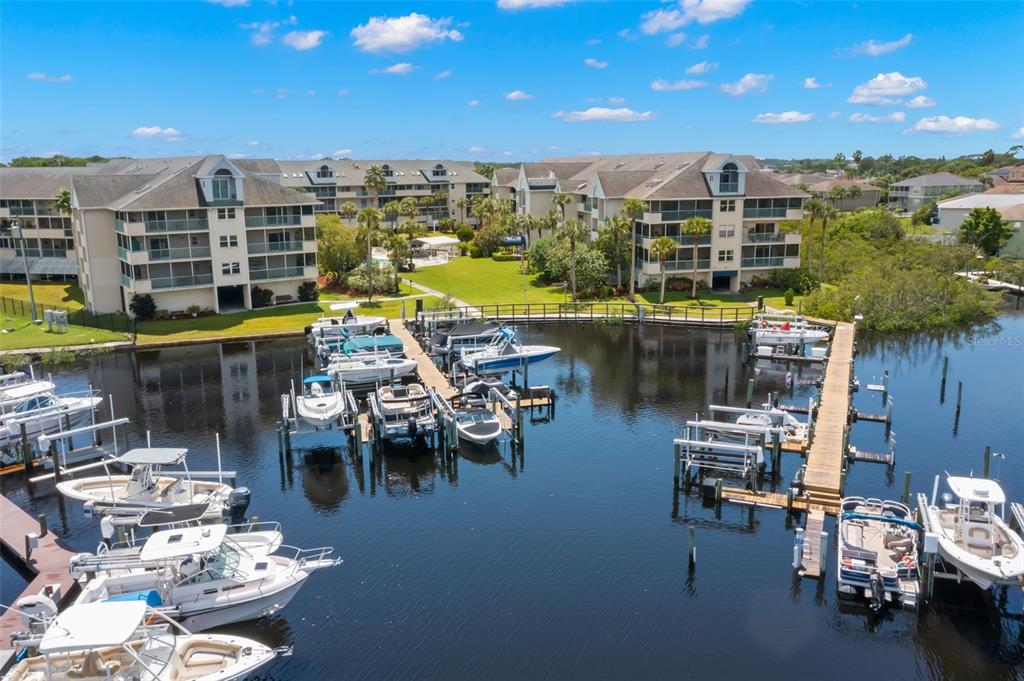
[
  {"x1": 985, "y1": 164, "x2": 1024, "y2": 189},
  {"x1": 807, "y1": 178, "x2": 881, "y2": 211},
  {"x1": 888, "y1": 173, "x2": 983, "y2": 211},
  {"x1": 937, "y1": 193, "x2": 1024, "y2": 232}
]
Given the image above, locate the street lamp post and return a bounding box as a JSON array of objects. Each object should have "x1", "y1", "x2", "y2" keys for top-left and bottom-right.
[{"x1": 12, "y1": 221, "x2": 38, "y2": 321}]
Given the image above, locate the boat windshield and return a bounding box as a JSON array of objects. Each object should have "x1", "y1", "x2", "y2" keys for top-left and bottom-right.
[{"x1": 178, "y1": 543, "x2": 242, "y2": 584}]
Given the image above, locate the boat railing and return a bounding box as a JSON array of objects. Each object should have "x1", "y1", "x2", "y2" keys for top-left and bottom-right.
[
  {"x1": 275, "y1": 544, "x2": 341, "y2": 569},
  {"x1": 417, "y1": 303, "x2": 763, "y2": 328},
  {"x1": 2, "y1": 388, "x2": 100, "y2": 421}
]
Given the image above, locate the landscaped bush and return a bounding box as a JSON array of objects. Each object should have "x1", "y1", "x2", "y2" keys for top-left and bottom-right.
[
  {"x1": 251, "y1": 285, "x2": 273, "y2": 308},
  {"x1": 455, "y1": 225, "x2": 475, "y2": 242},
  {"x1": 154, "y1": 309, "x2": 169, "y2": 320},
  {"x1": 345, "y1": 263, "x2": 396, "y2": 294},
  {"x1": 186, "y1": 304, "x2": 202, "y2": 317},
  {"x1": 297, "y1": 281, "x2": 319, "y2": 302},
  {"x1": 784, "y1": 288, "x2": 795, "y2": 306},
  {"x1": 468, "y1": 243, "x2": 483, "y2": 258},
  {"x1": 491, "y1": 253, "x2": 520, "y2": 262},
  {"x1": 129, "y1": 293, "x2": 157, "y2": 320}
]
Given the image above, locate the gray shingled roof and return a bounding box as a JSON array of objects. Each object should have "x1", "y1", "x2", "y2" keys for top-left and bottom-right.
[
  {"x1": 72, "y1": 175, "x2": 156, "y2": 209},
  {"x1": 493, "y1": 168, "x2": 518, "y2": 186},
  {"x1": 890, "y1": 172, "x2": 983, "y2": 188},
  {"x1": 595, "y1": 170, "x2": 660, "y2": 197},
  {"x1": 807, "y1": 178, "x2": 880, "y2": 193}
]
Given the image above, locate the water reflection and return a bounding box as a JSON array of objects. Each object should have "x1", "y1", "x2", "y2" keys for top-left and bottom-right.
[{"x1": 300, "y1": 446, "x2": 350, "y2": 513}]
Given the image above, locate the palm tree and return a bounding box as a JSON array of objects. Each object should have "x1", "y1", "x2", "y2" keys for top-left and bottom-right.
[
  {"x1": 621, "y1": 198, "x2": 646, "y2": 302},
  {"x1": 680, "y1": 216, "x2": 712, "y2": 299},
  {"x1": 802, "y1": 198, "x2": 826, "y2": 272},
  {"x1": 826, "y1": 185, "x2": 848, "y2": 211},
  {"x1": 356, "y1": 206, "x2": 383, "y2": 301},
  {"x1": 400, "y1": 218, "x2": 418, "y2": 268},
  {"x1": 54, "y1": 186, "x2": 72, "y2": 215},
  {"x1": 386, "y1": 233, "x2": 410, "y2": 292},
  {"x1": 551, "y1": 192, "x2": 571, "y2": 224},
  {"x1": 339, "y1": 201, "x2": 358, "y2": 223},
  {"x1": 471, "y1": 197, "x2": 497, "y2": 231},
  {"x1": 361, "y1": 166, "x2": 387, "y2": 299},
  {"x1": 540, "y1": 209, "x2": 558, "y2": 240},
  {"x1": 383, "y1": 201, "x2": 400, "y2": 231},
  {"x1": 650, "y1": 236, "x2": 677, "y2": 304},
  {"x1": 603, "y1": 215, "x2": 631, "y2": 289},
  {"x1": 818, "y1": 205, "x2": 838, "y2": 282},
  {"x1": 558, "y1": 218, "x2": 589, "y2": 301},
  {"x1": 456, "y1": 196, "x2": 468, "y2": 223},
  {"x1": 845, "y1": 184, "x2": 863, "y2": 208}
]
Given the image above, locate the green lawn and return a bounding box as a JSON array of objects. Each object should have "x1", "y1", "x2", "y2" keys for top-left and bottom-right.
[
  {"x1": 1, "y1": 313, "x2": 129, "y2": 351},
  {"x1": 319, "y1": 281, "x2": 418, "y2": 300},
  {"x1": 407, "y1": 258, "x2": 569, "y2": 305},
  {"x1": 0, "y1": 282, "x2": 86, "y2": 311}
]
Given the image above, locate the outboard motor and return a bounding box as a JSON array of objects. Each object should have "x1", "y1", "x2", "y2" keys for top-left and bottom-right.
[
  {"x1": 304, "y1": 325, "x2": 314, "y2": 336},
  {"x1": 407, "y1": 417, "x2": 418, "y2": 439},
  {"x1": 868, "y1": 571, "x2": 884, "y2": 612},
  {"x1": 228, "y1": 487, "x2": 252, "y2": 524}
]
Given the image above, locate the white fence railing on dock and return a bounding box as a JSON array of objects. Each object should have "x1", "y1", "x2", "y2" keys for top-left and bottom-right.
[{"x1": 417, "y1": 303, "x2": 763, "y2": 328}]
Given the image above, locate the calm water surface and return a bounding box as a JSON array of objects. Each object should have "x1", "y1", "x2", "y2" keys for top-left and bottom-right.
[{"x1": 3, "y1": 311, "x2": 1023, "y2": 681}]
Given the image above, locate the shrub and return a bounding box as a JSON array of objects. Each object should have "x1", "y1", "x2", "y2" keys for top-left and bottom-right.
[
  {"x1": 297, "y1": 281, "x2": 319, "y2": 302},
  {"x1": 911, "y1": 201, "x2": 937, "y2": 226},
  {"x1": 129, "y1": 294, "x2": 157, "y2": 320},
  {"x1": 186, "y1": 304, "x2": 202, "y2": 316},
  {"x1": 345, "y1": 263, "x2": 396, "y2": 294},
  {"x1": 491, "y1": 253, "x2": 520, "y2": 262},
  {"x1": 455, "y1": 225, "x2": 475, "y2": 242},
  {"x1": 251, "y1": 285, "x2": 273, "y2": 308},
  {"x1": 784, "y1": 288, "x2": 795, "y2": 306},
  {"x1": 154, "y1": 309, "x2": 169, "y2": 320},
  {"x1": 468, "y1": 243, "x2": 483, "y2": 258}
]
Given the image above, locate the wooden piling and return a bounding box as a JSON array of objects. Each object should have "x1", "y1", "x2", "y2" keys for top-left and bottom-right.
[
  {"x1": 20, "y1": 422, "x2": 32, "y2": 476},
  {"x1": 745, "y1": 378, "x2": 754, "y2": 408},
  {"x1": 902, "y1": 471, "x2": 911, "y2": 505},
  {"x1": 687, "y1": 525, "x2": 696, "y2": 569},
  {"x1": 982, "y1": 445, "x2": 990, "y2": 479},
  {"x1": 37, "y1": 514, "x2": 47, "y2": 537},
  {"x1": 939, "y1": 356, "x2": 948, "y2": 403}
]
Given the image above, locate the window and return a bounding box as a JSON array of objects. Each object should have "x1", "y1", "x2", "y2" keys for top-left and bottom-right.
[
  {"x1": 222, "y1": 262, "x2": 240, "y2": 275},
  {"x1": 719, "y1": 163, "x2": 739, "y2": 193},
  {"x1": 316, "y1": 165, "x2": 333, "y2": 179},
  {"x1": 717, "y1": 249, "x2": 734, "y2": 263},
  {"x1": 718, "y1": 226, "x2": 735, "y2": 238},
  {"x1": 720, "y1": 199, "x2": 736, "y2": 213},
  {"x1": 212, "y1": 179, "x2": 231, "y2": 200},
  {"x1": 217, "y1": 208, "x2": 236, "y2": 220},
  {"x1": 219, "y1": 235, "x2": 238, "y2": 248}
]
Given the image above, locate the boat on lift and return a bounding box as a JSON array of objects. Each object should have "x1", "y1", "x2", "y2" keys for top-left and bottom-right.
[
  {"x1": 452, "y1": 395, "x2": 503, "y2": 446},
  {"x1": 315, "y1": 334, "x2": 405, "y2": 363},
  {"x1": 0, "y1": 389, "x2": 102, "y2": 446},
  {"x1": 56, "y1": 448, "x2": 234, "y2": 519},
  {"x1": 306, "y1": 307, "x2": 386, "y2": 343},
  {"x1": 459, "y1": 329, "x2": 560, "y2": 375},
  {"x1": 429, "y1": 320, "x2": 503, "y2": 355},
  {"x1": 750, "y1": 314, "x2": 830, "y2": 346},
  {"x1": 734, "y1": 404, "x2": 808, "y2": 442},
  {"x1": 922, "y1": 475, "x2": 1024, "y2": 589},
  {"x1": 295, "y1": 375, "x2": 347, "y2": 429},
  {"x1": 837, "y1": 497, "x2": 920, "y2": 610},
  {"x1": 3, "y1": 600, "x2": 279, "y2": 681},
  {"x1": 326, "y1": 351, "x2": 418, "y2": 385},
  {"x1": 371, "y1": 383, "x2": 436, "y2": 442}
]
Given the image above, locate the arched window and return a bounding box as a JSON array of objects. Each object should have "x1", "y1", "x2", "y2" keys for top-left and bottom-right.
[
  {"x1": 432, "y1": 163, "x2": 446, "y2": 177},
  {"x1": 212, "y1": 168, "x2": 234, "y2": 200},
  {"x1": 719, "y1": 163, "x2": 738, "y2": 193},
  {"x1": 316, "y1": 165, "x2": 333, "y2": 179},
  {"x1": 382, "y1": 164, "x2": 393, "y2": 177}
]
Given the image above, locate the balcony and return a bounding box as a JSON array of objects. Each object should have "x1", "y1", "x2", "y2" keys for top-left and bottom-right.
[
  {"x1": 245, "y1": 214, "x2": 303, "y2": 228},
  {"x1": 743, "y1": 232, "x2": 786, "y2": 244},
  {"x1": 10, "y1": 206, "x2": 35, "y2": 216},
  {"x1": 14, "y1": 247, "x2": 41, "y2": 257},
  {"x1": 144, "y1": 218, "x2": 208, "y2": 233},
  {"x1": 650, "y1": 259, "x2": 711, "y2": 272},
  {"x1": 121, "y1": 274, "x2": 132, "y2": 287},
  {"x1": 250, "y1": 266, "x2": 305, "y2": 280},
  {"x1": 247, "y1": 240, "x2": 306, "y2": 254},
  {"x1": 719, "y1": 183, "x2": 739, "y2": 193},
  {"x1": 742, "y1": 207, "x2": 787, "y2": 219},
  {"x1": 149, "y1": 274, "x2": 215, "y2": 289},
  {"x1": 148, "y1": 246, "x2": 212, "y2": 261},
  {"x1": 741, "y1": 257, "x2": 785, "y2": 268},
  {"x1": 651, "y1": 209, "x2": 714, "y2": 222},
  {"x1": 115, "y1": 219, "x2": 125, "y2": 233}
]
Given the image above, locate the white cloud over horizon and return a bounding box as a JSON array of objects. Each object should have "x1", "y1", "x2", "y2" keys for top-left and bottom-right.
[
  {"x1": 497, "y1": 0, "x2": 572, "y2": 10},
  {"x1": 467, "y1": 100, "x2": 480, "y2": 107},
  {"x1": 803, "y1": 77, "x2": 828, "y2": 89},
  {"x1": 752, "y1": 111, "x2": 813, "y2": 124},
  {"x1": 1012, "y1": 127, "x2": 1024, "y2": 140},
  {"x1": 240, "y1": 16, "x2": 297, "y2": 46},
  {"x1": 351, "y1": 13, "x2": 463, "y2": 53},
  {"x1": 131, "y1": 126, "x2": 182, "y2": 141},
  {"x1": 906, "y1": 95, "x2": 936, "y2": 108},
  {"x1": 906, "y1": 115, "x2": 1000, "y2": 134},
  {"x1": 686, "y1": 60, "x2": 718, "y2": 75},
  {"x1": 282, "y1": 30, "x2": 328, "y2": 50},
  {"x1": 720, "y1": 73, "x2": 773, "y2": 96},
  {"x1": 334, "y1": 149, "x2": 353, "y2": 156},
  {"x1": 27, "y1": 72, "x2": 72, "y2": 83},
  {"x1": 554, "y1": 107, "x2": 657, "y2": 123},
  {"x1": 584, "y1": 58, "x2": 608, "y2": 69},
  {"x1": 849, "y1": 111, "x2": 906, "y2": 123},
  {"x1": 640, "y1": 0, "x2": 750, "y2": 35},
  {"x1": 651, "y1": 78, "x2": 706, "y2": 92},
  {"x1": 505, "y1": 90, "x2": 535, "y2": 100},
  {"x1": 371, "y1": 62, "x2": 416, "y2": 75},
  {"x1": 847, "y1": 71, "x2": 926, "y2": 106},
  {"x1": 434, "y1": 69, "x2": 453, "y2": 79}
]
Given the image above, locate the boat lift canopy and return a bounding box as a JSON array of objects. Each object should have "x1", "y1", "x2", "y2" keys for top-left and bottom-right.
[
  {"x1": 303, "y1": 375, "x2": 333, "y2": 385},
  {"x1": 39, "y1": 601, "x2": 147, "y2": 654}
]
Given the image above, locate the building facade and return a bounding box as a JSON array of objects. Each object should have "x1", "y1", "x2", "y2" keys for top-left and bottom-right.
[
  {"x1": 806, "y1": 178, "x2": 881, "y2": 211},
  {"x1": 512, "y1": 152, "x2": 805, "y2": 292},
  {"x1": 887, "y1": 173, "x2": 984, "y2": 212}
]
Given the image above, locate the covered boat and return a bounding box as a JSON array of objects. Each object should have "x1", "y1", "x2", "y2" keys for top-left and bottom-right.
[
  {"x1": 750, "y1": 314, "x2": 830, "y2": 346},
  {"x1": 372, "y1": 383, "x2": 436, "y2": 442},
  {"x1": 1, "y1": 389, "x2": 102, "y2": 446},
  {"x1": 295, "y1": 375, "x2": 347, "y2": 429},
  {"x1": 306, "y1": 313, "x2": 386, "y2": 343},
  {"x1": 429, "y1": 321, "x2": 503, "y2": 355},
  {"x1": 326, "y1": 352, "x2": 417, "y2": 385},
  {"x1": 453, "y1": 405, "x2": 502, "y2": 445}
]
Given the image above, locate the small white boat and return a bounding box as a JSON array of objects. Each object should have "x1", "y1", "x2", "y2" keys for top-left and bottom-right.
[
  {"x1": 735, "y1": 405, "x2": 807, "y2": 442},
  {"x1": 837, "y1": 497, "x2": 920, "y2": 610},
  {"x1": 0, "y1": 376, "x2": 55, "y2": 411},
  {"x1": 923, "y1": 475, "x2": 1024, "y2": 589},
  {"x1": 327, "y1": 352, "x2": 418, "y2": 385},
  {"x1": 429, "y1": 321, "x2": 503, "y2": 355},
  {"x1": 57, "y1": 448, "x2": 234, "y2": 519},
  {"x1": 1, "y1": 389, "x2": 102, "y2": 446},
  {"x1": 3, "y1": 601, "x2": 278, "y2": 681},
  {"x1": 460, "y1": 330, "x2": 559, "y2": 375},
  {"x1": 750, "y1": 315, "x2": 830, "y2": 346},
  {"x1": 306, "y1": 313, "x2": 386, "y2": 343},
  {"x1": 372, "y1": 383, "x2": 435, "y2": 442},
  {"x1": 69, "y1": 523, "x2": 340, "y2": 632},
  {"x1": 315, "y1": 334, "x2": 405, "y2": 363},
  {"x1": 295, "y1": 375, "x2": 347, "y2": 429},
  {"x1": 453, "y1": 400, "x2": 503, "y2": 446}
]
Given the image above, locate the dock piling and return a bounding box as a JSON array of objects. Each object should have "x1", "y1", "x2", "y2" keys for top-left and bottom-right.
[
  {"x1": 745, "y1": 378, "x2": 754, "y2": 408},
  {"x1": 20, "y1": 422, "x2": 32, "y2": 476},
  {"x1": 687, "y1": 525, "x2": 696, "y2": 569},
  {"x1": 818, "y1": 531, "x2": 828, "y2": 577},
  {"x1": 982, "y1": 445, "x2": 990, "y2": 479},
  {"x1": 793, "y1": 527, "x2": 804, "y2": 569},
  {"x1": 37, "y1": 514, "x2": 47, "y2": 537},
  {"x1": 939, "y1": 356, "x2": 949, "y2": 403}
]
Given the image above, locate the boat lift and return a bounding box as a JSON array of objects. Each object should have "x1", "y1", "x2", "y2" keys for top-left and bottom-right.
[{"x1": 673, "y1": 438, "x2": 764, "y2": 492}]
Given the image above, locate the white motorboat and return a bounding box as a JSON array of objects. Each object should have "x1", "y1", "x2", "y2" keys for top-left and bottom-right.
[
  {"x1": 750, "y1": 314, "x2": 830, "y2": 346},
  {"x1": 735, "y1": 405, "x2": 808, "y2": 442},
  {"x1": 1, "y1": 389, "x2": 102, "y2": 446},
  {"x1": 429, "y1": 321, "x2": 503, "y2": 355},
  {"x1": 459, "y1": 329, "x2": 559, "y2": 375},
  {"x1": 371, "y1": 383, "x2": 436, "y2": 442},
  {"x1": 326, "y1": 351, "x2": 418, "y2": 385},
  {"x1": 3, "y1": 601, "x2": 278, "y2": 681},
  {"x1": 306, "y1": 313, "x2": 386, "y2": 343},
  {"x1": 69, "y1": 523, "x2": 340, "y2": 632},
  {"x1": 460, "y1": 376, "x2": 518, "y2": 401},
  {"x1": 56, "y1": 448, "x2": 234, "y2": 519},
  {"x1": 0, "y1": 374, "x2": 55, "y2": 410},
  {"x1": 315, "y1": 334, "x2": 405, "y2": 363},
  {"x1": 923, "y1": 475, "x2": 1024, "y2": 589},
  {"x1": 837, "y1": 497, "x2": 920, "y2": 610},
  {"x1": 295, "y1": 375, "x2": 347, "y2": 429},
  {"x1": 453, "y1": 397, "x2": 503, "y2": 446}
]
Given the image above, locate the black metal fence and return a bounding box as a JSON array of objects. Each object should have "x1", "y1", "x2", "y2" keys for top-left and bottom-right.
[{"x1": 0, "y1": 295, "x2": 135, "y2": 333}]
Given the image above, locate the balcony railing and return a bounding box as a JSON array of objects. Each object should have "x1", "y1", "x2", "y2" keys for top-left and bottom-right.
[
  {"x1": 144, "y1": 218, "x2": 209, "y2": 233},
  {"x1": 662, "y1": 259, "x2": 712, "y2": 272},
  {"x1": 247, "y1": 240, "x2": 305, "y2": 254},
  {"x1": 14, "y1": 247, "x2": 41, "y2": 257},
  {"x1": 121, "y1": 274, "x2": 132, "y2": 287},
  {"x1": 9, "y1": 207, "x2": 35, "y2": 216},
  {"x1": 356, "y1": 189, "x2": 396, "y2": 196},
  {"x1": 743, "y1": 232, "x2": 786, "y2": 244},
  {"x1": 115, "y1": 219, "x2": 125, "y2": 233},
  {"x1": 117, "y1": 246, "x2": 128, "y2": 260},
  {"x1": 250, "y1": 266, "x2": 305, "y2": 280},
  {"x1": 658, "y1": 209, "x2": 713, "y2": 222},
  {"x1": 245, "y1": 214, "x2": 303, "y2": 227},
  {"x1": 741, "y1": 257, "x2": 785, "y2": 268},
  {"x1": 34, "y1": 207, "x2": 60, "y2": 216},
  {"x1": 149, "y1": 274, "x2": 215, "y2": 289},
  {"x1": 148, "y1": 246, "x2": 212, "y2": 261},
  {"x1": 719, "y1": 183, "x2": 739, "y2": 193},
  {"x1": 742, "y1": 207, "x2": 787, "y2": 219}
]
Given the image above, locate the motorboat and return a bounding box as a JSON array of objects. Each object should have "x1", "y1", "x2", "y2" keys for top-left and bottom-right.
[
  {"x1": 734, "y1": 405, "x2": 808, "y2": 442},
  {"x1": 459, "y1": 329, "x2": 559, "y2": 375},
  {"x1": 750, "y1": 314, "x2": 830, "y2": 346},
  {"x1": 0, "y1": 370, "x2": 31, "y2": 389},
  {"x1": 371, "y1": 383, "x2": 435, "y2": 442},
  {"x1": 68, "y1": 523, "x2": 340, "y2": 631},
  {"x1": 315, "y1": 334, "x2": 405, "y2": 363},
  {"x1": 306, "y1": 312, "x2": 386, "y2": 343},
  {"x1": 0, "y1": 389, "x2": 102, "y2": 446},
  {"x1": 326, "y1": 352, "x2": 418, "y2": 385},
  {"x1": 453, "y1": 402, "x2": 503, "y2": 445},
  {"x1": 3, "y1": 600, "x2": 278, "y2": 681},
  {"x1": 429, "y1": 321, "x2": 503, "y2": 355},
  {"x1": 837, "y1": 497, "x2": 920, "y2": 610},
  {"x1": 295, "y1": 375, "x2": 347, "y2": 429},
  {"x1": 0, "y1": 374, "x2": 55, "y2": 410},
  {"x1": 922, "y1": 475, "x2": 1024, "y2": 589},
  {"x1": 56, "y1": 448, "x2": 234, "y2": 519},
  {"x1": 460, "y1": 376, "x2": 518, "y2": 401}
]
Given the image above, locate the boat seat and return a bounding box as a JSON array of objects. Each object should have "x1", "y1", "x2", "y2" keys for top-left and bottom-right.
[
  {"x1": 964, "y1": 525, "x2": 992, "y2": 548},
  {"x1": 67, "y1": 652, "x2": 121, "y2": 678}
]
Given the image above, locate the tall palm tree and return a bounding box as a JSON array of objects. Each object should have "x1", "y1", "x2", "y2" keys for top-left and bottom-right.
[
  {"x1": 383, "y1": 201, "x2": 400, "y2": 231},
  {"x1": 603, "y1": 215, "x2": 631, "y2": 289},
  {"x1": 650, "y1": 236, "x2": 678, "y2": 304},
  {"x1": 845, "y1": 184, "x2": 863, "y2": 208},
  {"x1": 339, "y1": 201, "x2": 358, "y2": 223},
  {"x1": 826, "y1": 185, "x2": 848, "y2": 211},
  {"x1": 551, "y1": 192, "x2": 571, "y2": 225},
  {"x1": 361, "y1": 166, "x2": 387, "y2": 300},
  {"x1": 386, "y1": 232, "x2": 410, "y2": 292},
  {"x1": 541, "y1": 209, "x2": 558, "y2": 240},
  {"x1": 818, "y1": 205, "x2": 838, "y2": 283},
  {"x1": 54, "y1": 186, "x2": 72, "y2": 215},
  {"x1": 680, "y1": 216, "x2": 712, "y2": 299},
  {"x1": 471, "y1": 197, "x2": 497, "y2": 231},
  {"x1": 802, "y1": 198, "x2": 826, "y2": 271},
  {"x1": 356, "y1": 206, "x2": 383, "y2": 301},
  {"x1": 558, "y1": 218, "x2": 589, "y2": 301},
  {"x1": 621, "y1": 198, "x2": 646, "y2": 302},
  {"x1": 456, "y1": 196, "x2": 468, "y2": 223},
  {"x1": 400, "y1": 218, "x2": 418, "y2": 268}
]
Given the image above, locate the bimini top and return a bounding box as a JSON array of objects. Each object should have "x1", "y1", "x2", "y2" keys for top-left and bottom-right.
[
  {"x1": 303, "y1": 375, "x2": 333, "y2": 385},
  {"x1": 139, "y1": 525, "x2": 228, "y2": 561},
  {"x1": 1, "y1": 380, "x2": 55, "y2": 399},
  {"x1": 39, "y1": 601, "x2": 146, "y2": 653},
  {"x1": 116, "y1": 447, "x2": 188, "y2": 466},
  {"x1": 137, "y1": 503, "x2": 210, "y2": 527},
  {"x1": 948, "y1": 476, "x2": 1006, "y2": 504}
]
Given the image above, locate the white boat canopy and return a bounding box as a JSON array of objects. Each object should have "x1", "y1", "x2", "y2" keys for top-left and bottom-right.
[
  {"x1": 38, "y1": 601, "x2": 146, "y2": 654},
  {"x1": 116, "y1": 447, "x2": 188, "y2": 466},
  {"x1": 328, "y1": 301, "x2": 359, "y2": 311},
  {"x1": 947, "y1": 476, "x2": 1006, "y2": 504},
  {"x1": 139, "y1": 525, "x2": 228, "y2": 561}
]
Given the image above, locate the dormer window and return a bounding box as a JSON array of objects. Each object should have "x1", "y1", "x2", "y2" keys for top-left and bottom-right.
[
  {"x1": 212, "y1": 169, "x2": 234, "y2": 200},
  {"x1": 381, "y1": 164, "x2": 394, "y2": 177},
  {"x1": 720, "y1": 163, "x2": 739, "y2": 193},
  {"x1": 431, "y1": 163, "x2": 447, "y2": 177},
  {"x1": 316, "y1": 165, "x2": 333, "y2": 179}
]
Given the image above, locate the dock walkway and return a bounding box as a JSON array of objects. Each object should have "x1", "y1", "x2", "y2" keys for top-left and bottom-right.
[{"x1": 388, "y1": 320, "x2": 456, "y2": 399}]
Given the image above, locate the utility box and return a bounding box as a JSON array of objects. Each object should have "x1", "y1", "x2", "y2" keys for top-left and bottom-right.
[
  {"x1": 52, "y1": 310, "x2": 69, "y2": 333},
  {"x1": 43, "y1": 309, "x2": 54, "y2": 331},
  {"x1": 923, "y1": 531, "x2": 939, "y2": 554}
]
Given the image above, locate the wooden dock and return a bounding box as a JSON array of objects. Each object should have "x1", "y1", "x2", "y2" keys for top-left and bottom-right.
[
  {"x1": 389, "y1": 320, "x2": 456, "y2": 399},
  {"x1": 799, "y1": 510, "x2": 826, "y2": 577},
  {"x1": 0, "y1": 495, "x2": 77, "y2": 652},
  {"x1": 719, "y1": 487, "x2": 840, "y2": 514}
]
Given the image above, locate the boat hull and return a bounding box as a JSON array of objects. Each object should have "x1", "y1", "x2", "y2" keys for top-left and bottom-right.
[
  {"x1": 178, "y1": 574, "x2": 308, "y2": 631},
  {"x1": 752, "y1": 330, "x2": 829, "y2": 345},
  {"x1": 0, "y1": 397, "x2": 102, "y2": 445},
  {"x1": 296, "y1": 395, "x2": 347, "y2": 429},
  {"x1": 925, "y1": 506, "x2": 1024, "y2": 589},
  {"x1": 463, "y1": 346, "x2": 560, "y2": 375},
  {"x1": 57, "y1": 475, "x2": 232, "y2": 518},
  {"x1": 330, "y1": 360, "x2": 417, "y2": 385}
]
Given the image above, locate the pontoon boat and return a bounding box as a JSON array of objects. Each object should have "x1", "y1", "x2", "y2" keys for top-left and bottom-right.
[{"x1": 837, "y1": 497, "x2": 920, "y2": 610}]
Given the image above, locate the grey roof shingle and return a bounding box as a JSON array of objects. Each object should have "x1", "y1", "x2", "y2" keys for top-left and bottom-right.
[
  {"x1": 72, "y1": 175, "x2": 157, "y2": 209},
  {"x1": 493, "y1": 168, "x2": 518, "y2": 186},
  {"x1": 890, "y1": 172, "x2": 983, "y2": 188}
]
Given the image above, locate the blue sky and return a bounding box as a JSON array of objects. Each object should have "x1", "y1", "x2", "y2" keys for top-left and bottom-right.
[{"x1": 2, "y1": 0, "x2": 1022, "y2": 162}]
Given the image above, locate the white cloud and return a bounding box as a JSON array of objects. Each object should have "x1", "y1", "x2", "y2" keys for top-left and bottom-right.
[
  {"x1": 617, "y1": 28, "x2": 638, "y2": 42},
  {"x1": 752, "y1": 111, "x2": 814, "y2": 124},
  {"x1": 847, "y1": 71, "x2": 926, "y2": 106},
  {"x1": 691, "y1": 34, "x2": 710, "y2": 49},
  {"x1": 240, "y1": 16, "x2": 297, "y2": 46},
  {"x1": 282, "y1": 30, "x2": 328, "y2": 50},
  {"x1": 468, "y1": 146, "x2": 487, "y2": 153},
  {"x1": 640, "y1": 9, "x2": 686, "y2": 35},
  {"x1": 585, "y1": 38, "x2": 601, "y2": 45},
  {"x1": 584, "y1": 58, "x2": 608, "y2": 69},
  {"x1": 803, "y1": 77, "x2": 828, "y2": 89},
  {"x1": 608, "y1": 96, "x2": 627, "y2": 105},
  {"x1": 679, "y1": 0, "x2": 751, "y2": 25},
  {"x1": 906, "y1": 95, "x2": 936, "y2": 108},
  {"x1": 497, "y1": 0, "x2": 572, "y2": 9},
  {"x1": 338, "y1": 89, "x2": 350, "y2": 96},
  {"x1": 371, "y1": 62, "x2": 416, "y2": 75},
  {"x1": 206, "y1": 0, "x2": 249, "y2": 6},
  {"x1": 848, "y1": 33, "x2": 913, "y2": 57},
  {"x1": 247, "y1": 140, "x2": 262, "y2": 146},
  {"x1": 1012, "y1": 127, "x2": 1024, "y2": 140},
  {"x1": 554, "y1": 107, "x2": 657, "y2": 123},
  {"x1": 434, "y1": 69, "x2": 453, "y2": 79},
  {"x1": 467, "y1": 99, "x2": 480, "y2": 107},
  {"x1": 503, "y1": 150, "x2": 513, "y2": 156},
  {"x1": 545, "y1": 145, "x2": 560, "y2": 151},
  {"x1": 906, "y1": 115, "x2": 1000, "y2": 135},
  {"x1": 686, "y1": 60, "x2": 718, "y2": 75},
  {"x1": 27, "y1": 72, "x2": 72, "y2": 83},
  {"x1": 720, "y1": 73, "x2": 773, "y2": 96},
  {"x1": 651, "y1": 78, "x2": 706, "y2": 92},
  {"x1": 334, "y1": 148, "x2": 353, "y2": 155},
  {"x1": 350, "y1": 13, "x2": 463, "y2": 53},
  {"x1": 828, "y1": 110, "x2": 841, "y2": 119},
  {"x1": 667, "y1": 32, "x2": 687, "y2": 47},
  {"x1": 849, "y1": 111, "x2": 906, "y2": 123},
  {"x1": 131, "y1": 126, "x2": 182, "y2": 141},
  {"x1": 505, "y1": 90, "x2": 534, "y2": 101}
]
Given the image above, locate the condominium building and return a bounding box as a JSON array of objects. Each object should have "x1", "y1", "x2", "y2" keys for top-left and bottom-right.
[
  {"x1": 490, "y1": 168, "x2": 518, "y2": 212},
  {"x1": 887, "y1": 172, "x2": 984, "y2": 212},
  {"x1": 512, "y1": 152, "x2": 806, "y2": 292}
]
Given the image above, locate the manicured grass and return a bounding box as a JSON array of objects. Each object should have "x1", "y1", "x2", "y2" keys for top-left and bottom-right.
[
  {"x1": 319, "y1": 281, "x2": 417, "y2": 300},
  {"x1": 407, "y1": 258, "x2": 569, "y2": 305},
  {"x1": 1, "y1": 313, "x2": 129, "y2": 351},
  {"x1": 134, "y1": 297, "x2": 439, "y2": 345},
  {"x1": 0, "y1": 282, "x2": 86, "y2": 311}
]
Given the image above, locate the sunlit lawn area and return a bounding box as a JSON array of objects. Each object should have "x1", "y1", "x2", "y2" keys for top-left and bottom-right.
[
  {"x1": 407, "y1": 258, "x2": 569, "y2": 305},
  {"x1": 319, "y1": 281, "x2": 418, "y2": 300},
  {"x1": 0, "y1": 281, "x2": 86, "y2": 311},
  {"x1": 1, "y1": 313, "x2": 129, "y2": 351}
]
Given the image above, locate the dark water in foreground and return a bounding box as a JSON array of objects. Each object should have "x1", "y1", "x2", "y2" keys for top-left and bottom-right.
[{"x1": 3, "y1": 313, "x2": 1023, "y2": 681}]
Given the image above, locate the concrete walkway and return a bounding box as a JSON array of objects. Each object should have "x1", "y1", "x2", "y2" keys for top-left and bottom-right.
[
  {"x1": 1, "y1": 340, "x2": 134, "y2": 357},
  {"x1": 401, "y1": 279, "x2": 479, "y2": 314}
]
